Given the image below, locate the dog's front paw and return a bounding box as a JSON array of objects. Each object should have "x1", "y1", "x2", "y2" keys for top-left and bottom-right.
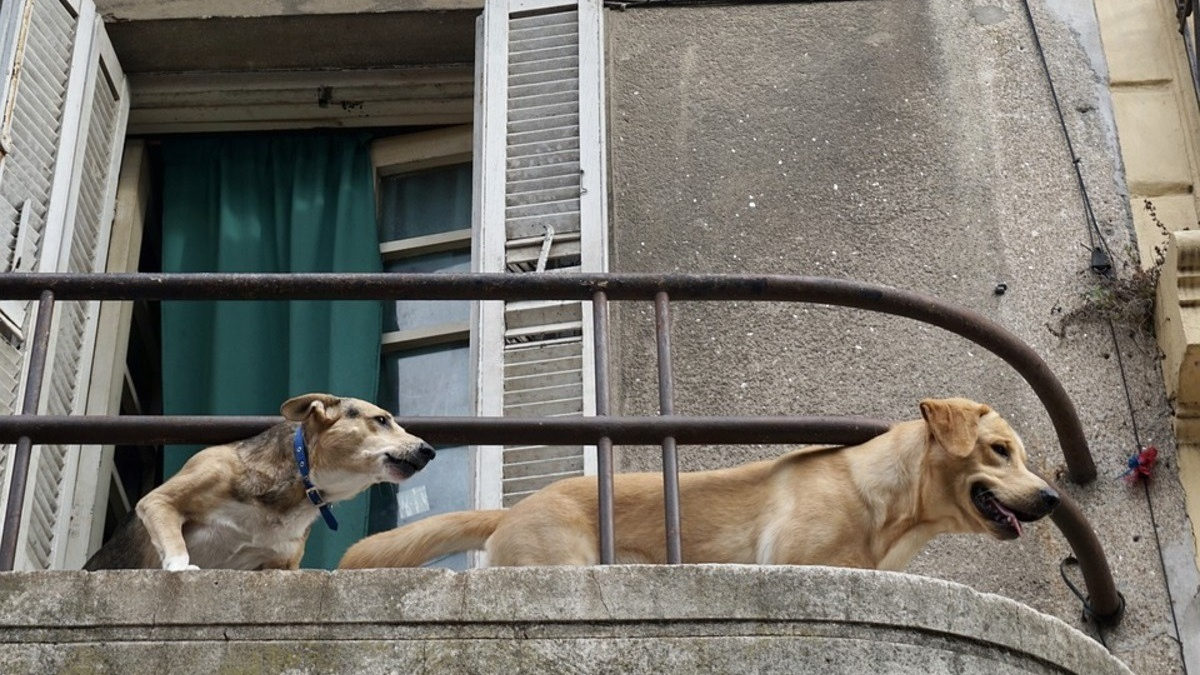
[{"x1": 162, "y1": 555, "x2": 200, "y2": 571}]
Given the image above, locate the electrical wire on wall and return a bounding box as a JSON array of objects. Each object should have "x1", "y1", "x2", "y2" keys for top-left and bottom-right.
[{"x1": 1020, "y1": 0, "x2": 1189, "y2": 668}]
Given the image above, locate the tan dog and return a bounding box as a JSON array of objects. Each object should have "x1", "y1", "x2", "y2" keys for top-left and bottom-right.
[
  {"x1": 84, "y1": 393, "x2": 435, "y2": 571},
  {"x1": 339, "y1": 398, "x2": 1057, "y2": 570}
]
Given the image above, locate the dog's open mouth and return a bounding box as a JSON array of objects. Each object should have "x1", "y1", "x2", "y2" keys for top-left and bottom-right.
[
  {"x1": 970, "y1": 483, "x2": 1037, "y2": 539},
  {"x1": 383, "y1": 453, "x2": 425, "y2": 479}
]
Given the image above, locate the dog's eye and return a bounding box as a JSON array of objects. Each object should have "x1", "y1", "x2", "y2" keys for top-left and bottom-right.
[
  {"x1": 990, "y1": 443, "x2": 1010, "y2": 459},
  {"x1": 374, "y1": 415, "x2": 390, "y2": 428}
]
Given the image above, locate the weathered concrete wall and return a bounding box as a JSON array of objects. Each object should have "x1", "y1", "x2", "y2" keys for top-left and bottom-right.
[
  {"x1": 0, "y1": 566, "x2": 1131, "y2": 674},
  {"x1": 605, "y1": 2, "x2": 1196, "y2": 675}
]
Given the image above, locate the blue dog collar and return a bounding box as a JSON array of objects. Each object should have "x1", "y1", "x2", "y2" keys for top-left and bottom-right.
[{"x1": 293, "y1": 425, "x2": 338, "y2": 531}]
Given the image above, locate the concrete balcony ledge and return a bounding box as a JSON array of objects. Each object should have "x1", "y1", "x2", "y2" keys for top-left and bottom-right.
[{"x1": 0, "y1": 565, "x2": 1130, "y2": 675}]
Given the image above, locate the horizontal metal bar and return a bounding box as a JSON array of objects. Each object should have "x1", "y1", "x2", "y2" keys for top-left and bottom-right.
[
  {"x1": 0, "y1": 272, "x2": 839, "y2": 301},
  {"x1": 0, "y1": 415, "x2": 893, "y2": 447},
  {"x1": 0, "y1": 272, "x2": 881, "y2": 302}
]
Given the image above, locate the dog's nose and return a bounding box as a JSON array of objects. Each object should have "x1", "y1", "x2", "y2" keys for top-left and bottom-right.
[
  {"x1": 417, "y1": 443, "x2": 436, "y2": 462},
  {"x1": 1039, "y1": 488, "x2": 1060, "y2": 512}
]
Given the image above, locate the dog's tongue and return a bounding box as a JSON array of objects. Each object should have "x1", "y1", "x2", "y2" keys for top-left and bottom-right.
[{"x1": 993, "y1": 499, "x2": 1022, "y2": 536}]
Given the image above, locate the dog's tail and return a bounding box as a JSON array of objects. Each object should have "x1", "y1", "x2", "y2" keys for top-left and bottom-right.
[{"x1": 338, "y1": 510, "x2": 505, "y2": 569}]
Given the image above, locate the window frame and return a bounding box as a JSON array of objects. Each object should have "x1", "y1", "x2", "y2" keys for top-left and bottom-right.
[{"x1": 371, "y1": 124, "x2": 474, "y2": 354}]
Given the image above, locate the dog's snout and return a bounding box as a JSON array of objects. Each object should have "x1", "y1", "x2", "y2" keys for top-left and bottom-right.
[
  {"x1": 1039, "y1": 488, "x2": 1060, "y2": 512},
  {"x1": 417, "y1": 443, "x2": 436, "y2": 462}
]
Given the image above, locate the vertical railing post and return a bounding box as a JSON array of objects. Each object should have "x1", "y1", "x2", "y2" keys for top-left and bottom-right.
[
  {"x1": 592, "y1": 290, "x2": 615, "y2": 564},
  {"x1": 654, "y1": 292, "x2": 682, "y2": 564},
  {"x1": 0, "y1": 290, "x2": 56, "y2": 571}
]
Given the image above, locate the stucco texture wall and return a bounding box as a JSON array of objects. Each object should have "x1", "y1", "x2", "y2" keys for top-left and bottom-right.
[{"x1": 605, "y1": 1, "x2": 1196, "y2": 674}]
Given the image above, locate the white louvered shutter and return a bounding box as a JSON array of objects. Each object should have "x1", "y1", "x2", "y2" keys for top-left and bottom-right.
[
  {"x1": 474, "y1": 0, "x2": 608, "y2": 509},
  {"x1": 4, "y1": 1, "x2": 129, "y2": 570},
  {"x1": 0, "y1": 0, "x2": 81, "y2": 498},
  {"x1": 64, "y1": 140, "x2": 147, "y2": 566}
]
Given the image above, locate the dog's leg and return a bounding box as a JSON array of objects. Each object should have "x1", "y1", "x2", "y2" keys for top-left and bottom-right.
[
  {"x1": 135, "y1": 495, "x2": 198, "y2": 570},
  {"x1": 133, "y1": 451, "x2": 236, "y2": 570}
]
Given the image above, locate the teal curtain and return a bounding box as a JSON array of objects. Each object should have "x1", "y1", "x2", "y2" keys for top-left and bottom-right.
[{"x1": 160, "y1": 134, "x2": 382, "y2": 569}]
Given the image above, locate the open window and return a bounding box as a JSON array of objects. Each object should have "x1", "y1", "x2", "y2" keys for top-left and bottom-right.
[{"x1": 1, "y1": 0, "x2": 609, "y2": 570}]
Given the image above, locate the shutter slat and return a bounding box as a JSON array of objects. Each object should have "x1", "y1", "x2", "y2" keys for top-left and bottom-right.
[
  {"x1": 509, "y1": 77, "x2": 578, "y2": 99},
  {"x1": 508, "y1": 65, "x2": 578, "y2": 88},
  {"x1": 505, "y1": 356, "x2": 583, "y2": 378},
  {"x1": 504, "y1": 445, "x2": 585, "y2": 463},
  {"x1": 503, "y1": 340, "x2": 583, "y2": 364},
  {"x1": 506, "y1": 161, "x2": 582, "y2": 184},
  {"x1": 506, "y1": 173, "x2": 580, "y2": 195},
  {"x1": 503, "y1": 456, "x2": 585, "y2": 480},
  {"x1": 505, "y1": 197, "x2": 581, "y2": 220},
  {"x1": 506, "y1": 185, "x2": 581, "y2": 208},
  {"x1": 508, "y1": 108, "x2": 579, "y2": 133},
  {"x1": 505, "y1": 213, "x2": 582, "y2": 240},
  {"x1": 505, "y1": 320, "x2": 584, "y2": 342},
  {"x1": 504, "y1": 368, "x2": 583, "y2": 390},
  {"x1": 507, "y1": 124, "x2": 580, "y2": 148},
  {"x1": 503, "y1": 470, "x2": 584, "y2": 500},
  {"x1": 510, "y1": 32, "x2": 578, "y2": 52},
  {"x1": 510, "y1": 55, "x2": 578, "y2": 78},
  {"x1": 506, "y1": 136, "x2": 580, "y2": 159},
  {"x1": 507, "y1": 149, "x2": 580, "y2": 170},
  {"x1": 504, "y1": 381, "x2": 584, "y2": 406},
  {"x1": 510, "y1": 10, "x2": 578, "y2": 30},
  {"x1": 506, "y1": 299, "x2": 581, "y2": 327},
  {"x1": 507, "y1": 101, "x2": 580, "y2": 126},
  {"x1": 508, "y1": 88, "x2": 578, "y2": 111},
  {"x1": 508, "y1": 44, "x2": 580, "y2": 68},
  {"x1": 503, "y1": 398, "x2": 586, "y2": 417}
]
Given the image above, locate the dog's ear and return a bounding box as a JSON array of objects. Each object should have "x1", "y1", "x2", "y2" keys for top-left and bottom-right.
[
  {"x1": 920, "y1": 398, "x2": 990, "y2": 458},
  {"x1": 280, "y1": 393, "x2": 342, "y2": 426}
]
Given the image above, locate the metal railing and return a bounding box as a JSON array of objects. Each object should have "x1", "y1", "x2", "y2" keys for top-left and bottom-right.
[{"x1": 0, "y1": 272, "x2": 1122, "y2": 626}]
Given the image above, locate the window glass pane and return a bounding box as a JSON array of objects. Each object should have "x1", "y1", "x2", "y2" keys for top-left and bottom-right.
[
  {"x1": 379, "y1": 163, "x2": 472, "y2": 240},
  {"x1": 381, "y1": 343, "x2": 470, "y2": 416},
  {"x1": 379, "y1": 342, "x2": 472, "y2": 570},
  {"x1": 383, "y1": 252, "x2": 470, "y2": 333}
]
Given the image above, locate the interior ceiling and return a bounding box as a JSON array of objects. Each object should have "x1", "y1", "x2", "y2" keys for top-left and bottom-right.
[{"x1": 105, "y1": 11, "x2": 479, "y2": 74}]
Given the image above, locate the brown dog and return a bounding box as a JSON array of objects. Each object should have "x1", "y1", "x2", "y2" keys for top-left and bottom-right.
[
  {"x1": 339, "y1": 398, "x2": 1057, "y2": 570},
  {"x1": 84, "y1": 393, "x2": 435, "y2": 571}
]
